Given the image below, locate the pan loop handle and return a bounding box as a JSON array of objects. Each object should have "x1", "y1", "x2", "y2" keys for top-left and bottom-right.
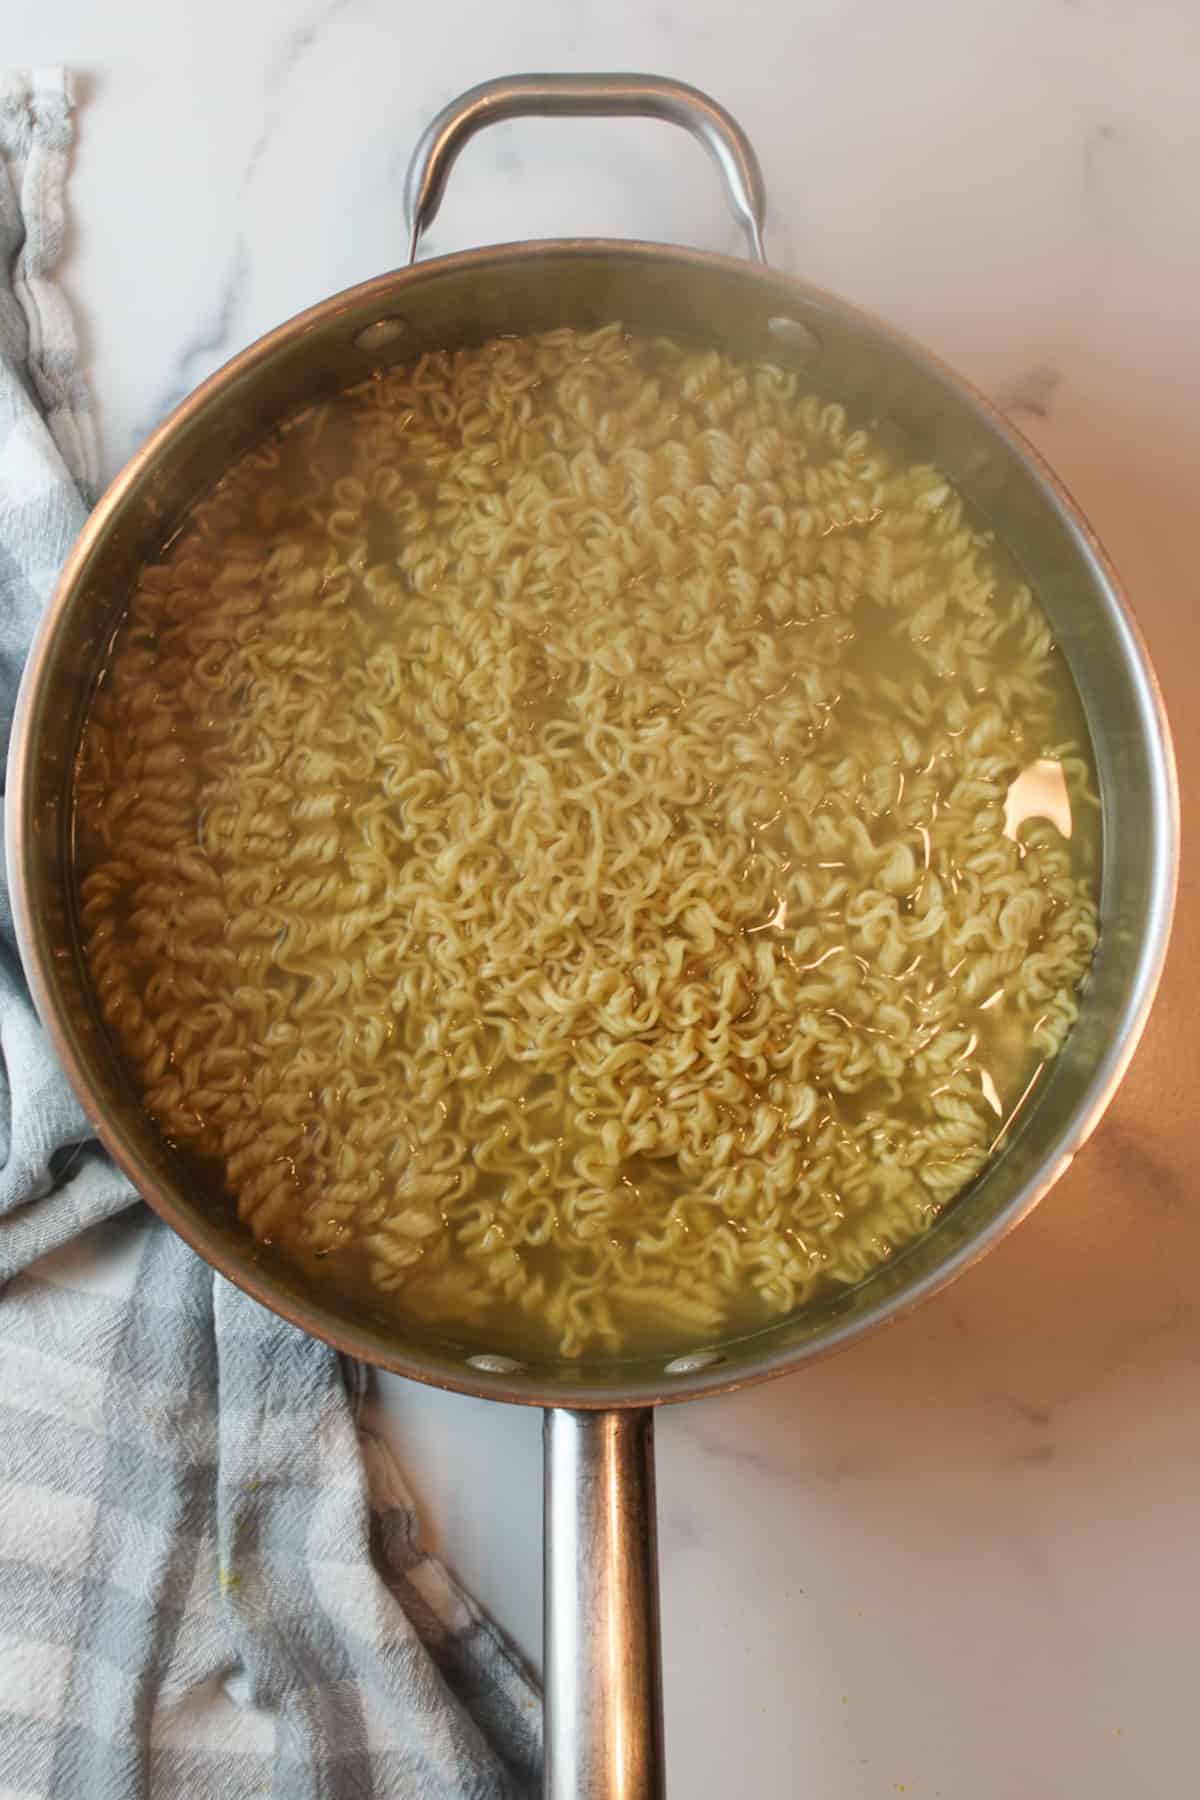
[{"x1": 403, "y1": 72, "x2": 768, "y2": 266}]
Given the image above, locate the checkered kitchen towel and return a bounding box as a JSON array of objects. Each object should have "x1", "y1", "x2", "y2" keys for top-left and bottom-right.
[{"x1": 0, "y1": 70, "x2": 541, "y2": 1799}]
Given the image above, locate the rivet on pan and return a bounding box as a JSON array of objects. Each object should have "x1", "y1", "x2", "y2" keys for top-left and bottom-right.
[
  {"x1": 354, "y1": 318, "x2": 410, "y2": 352},
  {"x1": 663, "y1": 1349, "x2": 726, "y2": 1375},
  {"x1": 766, "y1": 316, "x2": 821, "y2": 360},
  {"x1": 466, "y1": 1352, "x2": 526, "y2": 1374}
]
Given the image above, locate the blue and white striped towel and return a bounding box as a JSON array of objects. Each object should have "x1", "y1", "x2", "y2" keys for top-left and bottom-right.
[{"x1": 0, "y1": 69, "x2": 541, "y2": 1799}]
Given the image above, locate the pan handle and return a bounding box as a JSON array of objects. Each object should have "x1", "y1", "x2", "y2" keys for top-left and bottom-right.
[
  {"x1": 403, "y1": 73, "x2": 767, "y2": 266},
  {"x1": 543, "y1": 1407, "x2": 664, "y2": 1798}
]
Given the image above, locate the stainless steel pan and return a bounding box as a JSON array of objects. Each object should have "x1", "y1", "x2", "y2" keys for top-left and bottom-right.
[{"x1": 5, "y1": 74, "x2": 1178, "y2": 1798}]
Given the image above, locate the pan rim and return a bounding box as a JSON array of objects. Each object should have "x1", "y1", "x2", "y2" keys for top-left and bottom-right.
[{"x1": 6, "y1": 236, "x2": 1180, "y2": 1409}]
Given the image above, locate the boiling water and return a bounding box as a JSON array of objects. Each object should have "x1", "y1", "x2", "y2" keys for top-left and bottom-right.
[{"x1": 72, "y1": 328, "x2": 1101, "y2": 1359}]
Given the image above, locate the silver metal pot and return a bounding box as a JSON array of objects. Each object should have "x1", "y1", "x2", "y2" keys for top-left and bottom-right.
[{"x1": 5, "y1": 74, "x2": 1178, "y2": 1799}]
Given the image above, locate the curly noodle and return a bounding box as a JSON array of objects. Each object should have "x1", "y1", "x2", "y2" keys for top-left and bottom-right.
[{"x1": 73, "y1": 325, "x2": 1100, "y2": 1357}]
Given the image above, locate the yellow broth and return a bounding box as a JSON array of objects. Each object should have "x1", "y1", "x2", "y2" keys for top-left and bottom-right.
[{"x1": 72, "y1": 326, "x2": 1101, "y2": 1359}]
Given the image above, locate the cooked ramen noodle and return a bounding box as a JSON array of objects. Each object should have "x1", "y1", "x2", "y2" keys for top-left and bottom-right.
[{"x1": 73, "y1": 325, "x2": 1101, "y2": 1357}]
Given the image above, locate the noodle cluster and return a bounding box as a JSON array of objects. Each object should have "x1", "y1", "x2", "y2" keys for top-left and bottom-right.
[{"x1": 75, "y1": 326, "x2": 1100, "y2": 1357}]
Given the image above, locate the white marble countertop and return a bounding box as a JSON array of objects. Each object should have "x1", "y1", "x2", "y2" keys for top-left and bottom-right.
[{"x1": 13, "y1": 1, "x2": 1199, "y2": 1793}]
